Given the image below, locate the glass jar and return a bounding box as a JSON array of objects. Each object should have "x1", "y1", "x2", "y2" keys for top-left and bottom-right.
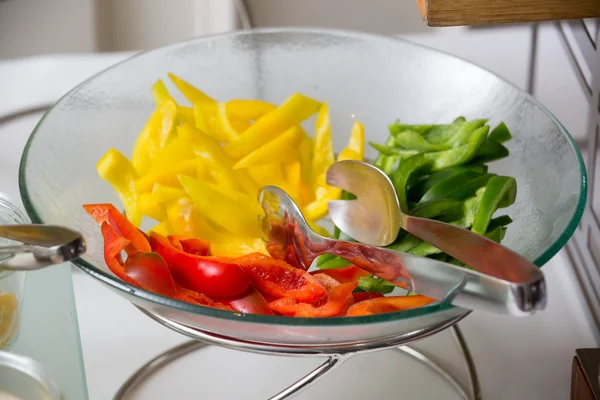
[{"x1": 0, "y1": 194, "x2": 29, "y2": 351}]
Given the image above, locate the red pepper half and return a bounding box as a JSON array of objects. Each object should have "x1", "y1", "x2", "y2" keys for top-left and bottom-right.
[
  {"x1": 235, "y1": 253, "x2": 327, "y2": 303},
  {"x1": 220, "y1": 287, "x2": 273, "y2": 315},
  {"x1": 84, "y1": 204, "x2": 150, "y2": 252},
  {"x1": 345, "y1": 295, "x2": 435, "y2": 316},
  {"x1": 149, "y1": 232, "x2": 249, "y2": 298}
]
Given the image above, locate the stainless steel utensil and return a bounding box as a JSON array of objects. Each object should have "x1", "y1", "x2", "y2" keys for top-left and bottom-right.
[
  {"x1": 258, "y1": 186, "x2": 545, "y2": 316},
  {"x1": 327, "y1": 160, "x2": 544, "y2": 286},
  {"x1": 0, "y1": 225, "x2": 86, "y2": 271}
]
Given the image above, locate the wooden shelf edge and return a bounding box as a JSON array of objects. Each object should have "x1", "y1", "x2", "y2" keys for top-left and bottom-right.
[{"x1": 416, "y1": 0, "x2": 600, "y2": 27}]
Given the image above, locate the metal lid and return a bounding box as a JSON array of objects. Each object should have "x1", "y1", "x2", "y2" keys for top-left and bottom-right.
[{"x1": 0, "y1": 351, "x2": 61, "y2": 400}]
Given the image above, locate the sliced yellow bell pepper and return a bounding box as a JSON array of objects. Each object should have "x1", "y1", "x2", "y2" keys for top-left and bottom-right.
[
  {"x1": 347, "y1": 120, "x2": 365, "y2": 159},
  {"x1": 226, "y1": 100, "x2": 276, "y2": 120},
  {"x1": 311, "y1": 103, "x2": 335, "y2": 188},
  {"x1": 210, "y1": 237, "x2": 268, "y2": 258},
  {"x1": 138, "y1": 192, "x2": 167, "y2": 221},
  {"x1": 194, "y1": 103, "x2": 229, "y2": 143},
  {"x1": 179, "y1": 175, "x2": 262, "y2": 238},
  {"x1": 97, "y1": 149, "x2": 142, "y2": 227},
  {"x1": 225, "y1": 93, "x2": 321, "y2": 159},
  {"x1": 303, "y1": 186, "x2": 342, "y2": 221},
  {"x1": 298, "y1": 132, "x2": 313, "y2": 183},
  {"x1": 177, "y1": 106, "x2": 196, "y2": 127},
  {"x1": 147, "y1": 137, "x2": 196, "y2": 174},
  {"x1": 307, "y1": 220, "x2": 331, "y2": 238},
  {"x1": 151, "y1": 183, "x2": 186, "y2": 204},
  {"x1": 182, "y1": 125, "x2": 258, "y2": 194},
  {"x1": 135, "y1": 159, "x2": 197, "y2": 193},
  {"x1": 233, "y1": 126, "x2": 302, "y2": 169},
  {"x1": 151, "y1": 79, "x2": 171, "y2": 105},
  {"x1": 131, "y1": 99, "x2": 178, "y2": 175},
  {"x1": 149, "y1": 220, "x2": 171, "y2": 237},
  {"x1": 283, "y1": 161, "x2": 302, "y2": 187},
  {"x1": 166, "y1": 197, "x2": 203, "y2": 238},
  {"x1": 216, "y1": 102, "x2": 251, "y2": 142},
  {"x1": 167, "y1": 72, "x2": 216, "y2": 105}
]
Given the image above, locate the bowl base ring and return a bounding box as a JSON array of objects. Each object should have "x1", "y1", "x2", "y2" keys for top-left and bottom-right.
[{"x1": 113, "y1": 308, "x2": 481, "y2": 400}]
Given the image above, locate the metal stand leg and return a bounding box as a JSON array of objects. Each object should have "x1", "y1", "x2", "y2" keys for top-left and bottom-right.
[{"x1": 113, "y1": 324, "x2": 481, "y2": 400}]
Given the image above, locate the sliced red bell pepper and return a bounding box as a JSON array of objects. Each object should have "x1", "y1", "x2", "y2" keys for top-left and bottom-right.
[
  {"x1": 345, "y1": 295, "x2": 435, "y2": 316},
  {"x1": 311, "y1": 273, "x2": 339, "y2": 291},
  {"x1": 100, "y1": 222, "x2": 177, "y2": 297},
  {"x1": 123, "y1": 251, "x2": 177, "y2": 297},
  {"x1": 337, "y1": 294, "x2": 356, "y2": 316},
  {"x1": 295, "y1": 282, "x2": 358, "y2": 317},
  {"x1": 175, "y1": 287, "x2": 234, "y2": 311},
  {"x1": 220, "y1": 287, "x2": 273, "y2": 315},
  {"x1": 234, "y1": 253, "x2": 327, "y2": 303},
  {"x1": 168, "y1": 235, "x2": 212, "y2": 256},
  {"x1": 352, "y1": 292, "x2": 384, "y2": 303},
  {"x1": 268, "y1": 297, "x2": 297, "y2": 316},
  {"x1": 149, "y1": 232, "x2": 249, "y2": 298},
  {"x1": 312, "y1": 265, "x2": 370, "y2": 284},
  {"x1": 84, "y1": 203, "x2": 151, "y2": 252}
]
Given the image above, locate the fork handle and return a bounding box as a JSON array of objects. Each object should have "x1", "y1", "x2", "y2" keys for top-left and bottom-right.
[{"x1": 404, "y1": 215, "x2": 540, "y2": 283}]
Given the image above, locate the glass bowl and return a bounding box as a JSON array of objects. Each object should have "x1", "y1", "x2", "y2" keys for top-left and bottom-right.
[{"x1": 19, "y1": 28, "x2": 586, "y2": 347}]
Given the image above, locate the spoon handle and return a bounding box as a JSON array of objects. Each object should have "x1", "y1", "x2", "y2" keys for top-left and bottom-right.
[
  {"x1": 320, "y1": 236, "x2": 545, "y2": 316},
  {"x1": 403, "y1": 215, "x2": 539, "y2": 282}
]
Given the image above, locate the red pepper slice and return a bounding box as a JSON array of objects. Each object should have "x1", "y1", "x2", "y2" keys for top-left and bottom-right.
[
  {"x1": 345, "y1": 295, "x2": 435, "y2": 316},
  {"x1": 312, "y1": 266, "x2": 370, "y2": 284},
  {"x1": 296, "y1": 282, "x2": 358, "y2": 317},
  {"x1": 123, "y1": 251, "x2": 177, "y2": 297},
  {"x1": 352, "y1": 292, "x2": 384, "y2": 303},
  {"x1": 220, "y1": 287, "x2": 273, "y2": 315},
  {"x1": 168, "y1": 235, "x2": 212, "y2": 256},
  {"x1": 234, "y1": 253, "x2": 327, "y2": 303},
  {"x1": 337, "y1": 294, "x2": 356, "y2": 317},
  {"x1": 149, "y1": 232, "x2": 249, "y2": 298},
  {"x1": 311, "y1": 273, "x2": 339, "y2": 291},
  {"x1": 84, "y1": 204, "x2": 151, "y2": 252},
  {"x1": 268, "y1": 297, "x2": 297, "y2": 316},
  {"x1": 175, "y1": 287, "x2": 234, "y2": 311}
]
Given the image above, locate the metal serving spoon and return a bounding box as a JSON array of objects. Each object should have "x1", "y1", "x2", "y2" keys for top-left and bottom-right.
[
  {"x1": 0, "y1": 225, "x2": 86, "y2": 271},
  {"x1": 327, "y1": 160, "x2": 543, "y2": 286},
  {"x1": 258, "y1": 186, "x2": 545, "y2": 316}
]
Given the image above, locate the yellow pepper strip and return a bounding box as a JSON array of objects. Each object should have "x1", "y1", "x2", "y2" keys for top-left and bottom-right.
[
  {"x1": 210, "y1": 237, "x2": 268, "y2": 258},
  {"x1": 336, "y1": 148, "x2": 361, "y2": 162},
  {"x1": 247, "y1": 165, "x2": 286, "y2": 187},
  {"x1": 135, "y1": 159, "x2": 197, "y2": 193},
  {"x1": 298, "y1": 132, "x2": 314, "y2": 183},
  {"x1": 303, "y1": 186, "x2": 342, "y2": 221},
  {"x1": 311, "y1": 103, "x2": 335, "y2": 189},
  {"x1": 177, "y1": 106, "x2": 196, "y2": 127},
  {"x1": 225, "y1": 93, "x2": 321, "y2": 159},
  {"x1": 167, "y1": 72, "x2": 216, "y2": 105},
  {"x1": 138, "y1": 193, "x2": 167, "y2": 221},
  {"x1": 166, "y1": 197, "x2": 203, "y2": 238},
  {"x1": 179, "y1": 175, "x2": 262, "y2": 238},
  {"x1": 233, "y1": 126, "x2": 302, "y2": 169},
  {"x1": 151, "y1": 183, "x2": 186, "y2": 204},
  {"x1": 308, "y1": 220, "x2": 331, "y2": 238},
  {"x1": 283, "y1": 161, "x2": 302, "y2": 187},
  {"x1": 147, "y1": 137, "x2": 196, "y2": 174},
  {"x1": 348, "y1": 120, "x2": 365, "y2": 159},
  {"x1": 149, "y1": 220, "x2": 171, "y2": 236},
  {"x1": 131, "y1": 99, "x2": 178, "y2": 175},
  {"x1": 194, "y1": 103, "x2": 229, "y2": 143},
  {"x1": 216, "y1": 102, "x2": 251, "y2": 142},
  {"x1": 97, "y1": 149, "x2": 142, "y2": 227},
  {"x1": 151, "y1": 79, "x2": 171, "y2": 105},
  {"x1": 226, "y1": 100, "x2": 276, "y2": 121},
  {"x1": 182, "y1": 125, "x2": 259, "y2": 194}
]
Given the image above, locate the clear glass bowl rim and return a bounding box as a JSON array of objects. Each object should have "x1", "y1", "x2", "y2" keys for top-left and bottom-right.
[{"x1": 18, "y1": 27, "x2": 588, "y2": 327}]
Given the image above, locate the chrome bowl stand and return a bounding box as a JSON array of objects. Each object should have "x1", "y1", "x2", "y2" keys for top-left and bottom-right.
[{"x1": 113, "y1": 308, "x2": 480, "y2": 400}]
